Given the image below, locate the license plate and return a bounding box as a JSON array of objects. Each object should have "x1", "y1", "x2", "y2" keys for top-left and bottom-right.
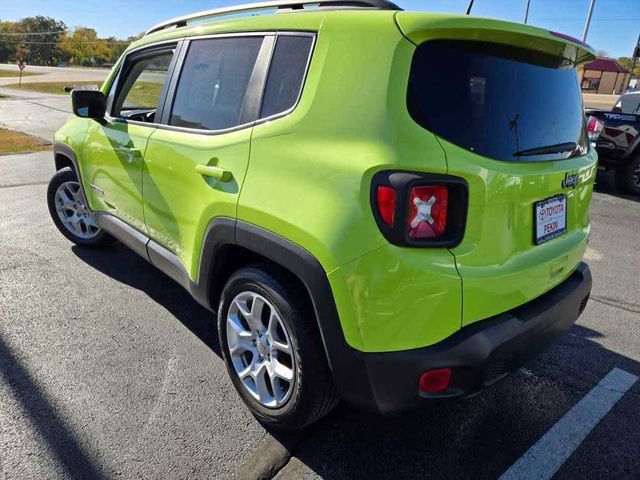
[{"x1": 534, "y1": 195, "x2": 567, "y2": 245}]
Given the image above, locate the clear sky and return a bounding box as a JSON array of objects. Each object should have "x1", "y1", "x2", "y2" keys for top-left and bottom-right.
[{"x1": 0, "y1": 0, "x2": 638, "y2": 57}]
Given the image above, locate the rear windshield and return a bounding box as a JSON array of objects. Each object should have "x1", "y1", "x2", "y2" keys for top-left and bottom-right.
[{"x1": 407, "y1": 41, "x2": 588, "y2": 162}]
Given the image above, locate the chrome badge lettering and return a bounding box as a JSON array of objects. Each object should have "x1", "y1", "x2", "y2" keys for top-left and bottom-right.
[{"x1": 561, "y1": 172, "x2": 579, "y2": 189}]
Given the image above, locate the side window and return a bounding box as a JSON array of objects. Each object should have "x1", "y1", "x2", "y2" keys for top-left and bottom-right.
[
  {"x1": 259, "y1": 36, "x2": 313, "y2": 119},
  {"x1": 111, "y1": 50, "x2": 175, "y2": 122},
  {"x1": 621, "y1": 93, "x2": 640, "y2": 114},
  {"x1": 169, "y1": 37, "x2": 263, "y2": 131}
]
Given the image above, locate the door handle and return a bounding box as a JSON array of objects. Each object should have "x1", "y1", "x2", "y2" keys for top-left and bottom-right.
[{"x1": 195, "y1": 164, "x2": 233, "y2": 182}]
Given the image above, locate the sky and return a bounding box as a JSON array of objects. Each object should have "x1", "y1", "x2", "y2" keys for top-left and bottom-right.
[{"x1": 0, "y1": 0, "x2": 638, "y2": 57}]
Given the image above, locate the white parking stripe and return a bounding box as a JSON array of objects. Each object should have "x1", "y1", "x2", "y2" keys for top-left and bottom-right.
[{"x1": 500, "y1": 368, "x2": 638, "y2": 480}]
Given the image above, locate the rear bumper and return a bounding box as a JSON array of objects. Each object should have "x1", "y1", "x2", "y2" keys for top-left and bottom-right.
[{"x1": 330, "y1": 262, "x2": 592, "y2": 413}]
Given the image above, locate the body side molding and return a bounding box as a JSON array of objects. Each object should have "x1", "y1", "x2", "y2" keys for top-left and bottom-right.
[
  {"x1": 95, "y1": 213, "x2": 150, "y2": 260},
  {"x1": 94, "y1": 213, "x2": 197, "y2": 301}
]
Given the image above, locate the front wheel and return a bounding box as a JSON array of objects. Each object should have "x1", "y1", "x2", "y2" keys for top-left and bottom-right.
[
  {"x1": 47, "y1": 169, "x2": 113, "y2": 246},
  {"x1": 615, "y1": 155, "x2": 640, "y2": 196},
  {"x1": 218, "y1": 265, "x2": 339, "y2": 430}
]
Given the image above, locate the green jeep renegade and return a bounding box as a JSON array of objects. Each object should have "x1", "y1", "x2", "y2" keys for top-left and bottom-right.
[{"x1": 47, "y1": 0, "x2": 596, "y2": 429}]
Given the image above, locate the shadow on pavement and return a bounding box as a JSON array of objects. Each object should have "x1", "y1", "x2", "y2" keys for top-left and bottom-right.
[
  {"x1": 595, "y1": 170, "x2": 640, "y2": 204},
  {"x1": 70, "y1": 243, "x2": 640, "y2": 479},
  {"x1": 0, "y1": 336, "x2": 106, "y2": 480},
  {"x1": 71, "y1": 244, "x2": 222, "y2": 357},
  {"x1": 286, "y1": 323, "x2": 640, "y2": 480}
]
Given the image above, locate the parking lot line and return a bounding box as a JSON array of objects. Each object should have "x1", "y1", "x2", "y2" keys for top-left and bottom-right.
[{"x1": 499, "y1": 367, "x2": 638, "y2": 480}]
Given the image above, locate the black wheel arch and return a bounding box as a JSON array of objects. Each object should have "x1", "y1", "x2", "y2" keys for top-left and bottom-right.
[
  {"x1": 54, "y1": 142, "x2": 80, "y2": 174},
  {"x1": 623, "y1": 135, "x2": 640, "y2": 159},
  {"x1": 192, "y1": 219, "x2": 375, "y2": 407}
]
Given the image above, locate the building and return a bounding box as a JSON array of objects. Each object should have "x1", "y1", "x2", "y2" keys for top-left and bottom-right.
[{"x1": 581, "y1": 58, "x2": 631, "y2": 95}]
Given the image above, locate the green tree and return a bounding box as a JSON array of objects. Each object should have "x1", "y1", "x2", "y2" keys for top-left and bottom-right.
[
  {"x1": 60, "y1": 27, "x2": 100, "y2": 66},
  {"x1": 15, "y1": 42, "x2": 29, "y2": 64},
  {"x1": 617, "y1": 57, "x2": 640, "y2": 77},
  {"x1": 60, "y1": 27, "x2": 129, "y2": 66},
  {"x1": 0, "y1": 17, "x2": 65, "y2": 65},
  {"x1": 0, "y1": 17, "x2": 134, "y2": 67},
  {"x1": 0, "y1": 21, "x2": 20, "y2": 62},
  {"x1": 17, "y1": 16, "x2": 66, "y2": 65}
]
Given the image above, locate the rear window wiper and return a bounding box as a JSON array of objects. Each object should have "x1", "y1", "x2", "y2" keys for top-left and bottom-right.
[{"x1": 513, "y1": 142, "x2": 579, "y2": 157}]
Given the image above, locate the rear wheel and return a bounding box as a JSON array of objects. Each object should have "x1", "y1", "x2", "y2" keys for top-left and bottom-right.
[
  {"x1": 218, "y1": 264, "x2": 339, "y2": 430},
  {"x1": 47, "y1": 169, "x2": 113, "y2": 246},
  {"x1": 615, "y1": 155, "x2": 640, "y2": 195}
]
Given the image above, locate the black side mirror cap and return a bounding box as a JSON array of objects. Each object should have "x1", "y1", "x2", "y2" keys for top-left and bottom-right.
[{"x1": 71, "y1": 89, "x2": 106, "y2": 119}]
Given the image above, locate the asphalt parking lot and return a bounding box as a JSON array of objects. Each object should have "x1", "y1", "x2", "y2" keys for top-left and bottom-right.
[{"x1": 0, "y1": 87, "x2": 639, "y2": 479}]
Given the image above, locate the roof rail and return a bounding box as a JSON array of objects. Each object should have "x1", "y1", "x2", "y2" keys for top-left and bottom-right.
[{"x1": 144, "y1": 0, "x2": 402, "y2": 36}]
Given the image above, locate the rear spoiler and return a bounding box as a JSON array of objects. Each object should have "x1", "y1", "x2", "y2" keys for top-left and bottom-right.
[{"x1": 396, "y1": 13, "x2": 596, "y2": 65}]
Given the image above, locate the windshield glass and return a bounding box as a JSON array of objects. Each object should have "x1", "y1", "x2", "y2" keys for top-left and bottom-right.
[{"x1": 407, "y1": 40, "x2": 589, "y2": 162}]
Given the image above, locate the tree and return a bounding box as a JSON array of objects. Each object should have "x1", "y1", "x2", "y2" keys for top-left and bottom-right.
[
  {"x1": 0, "y1": 17, "x2": 65, "y2": 65},
  {"x1": 0, "y1": 21, "x2": 20, "y2": 62},
  {"x1": 15, "y1": 43, "x2": 29, "y2": 64},
  {"x1": 0, "y1": 17, "x2": 133, "y2": 66},
  {"x1": 60, "y1": 28, "x2": 100, "y2": 66},
  {"x1": 617, "y1": 57, "x2": 640, "y2": 77},
  {"x1": 16, "y1": 16, "x2": 66, "y2": 65},
  {"x1": 59, "y1": 28, "x2": 129, "y2": 66}
]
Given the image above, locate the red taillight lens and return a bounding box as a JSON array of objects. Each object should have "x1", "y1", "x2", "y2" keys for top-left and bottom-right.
[
  {"x1": 407, "y1": 186, "x2": 448, "y2": 239},
  {"x1": 587, "y1": 115, "x2": 604, "y2": 141},
  {"x1": 419, "y1": 368, "x2": 452, "y2": 393},
  {"x1": 376, "y1": 186, "x2": 396, "y2": 226}
]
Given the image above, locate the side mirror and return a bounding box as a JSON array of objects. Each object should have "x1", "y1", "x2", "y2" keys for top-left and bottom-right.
[
  {"x1": 611, "y1": 105, "x2": 622, "y2": 113},
  {"x1": 71, "y1": 89, "x2": 106, "y2": 119}
]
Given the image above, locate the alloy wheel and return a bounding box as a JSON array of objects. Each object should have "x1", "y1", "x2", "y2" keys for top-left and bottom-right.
[
  {"x1": 226, "y1": 291, "x2": 296, "y2": 408},
  {"x1": 54, "y1": 181, "x2": 100, "y2": 239}
]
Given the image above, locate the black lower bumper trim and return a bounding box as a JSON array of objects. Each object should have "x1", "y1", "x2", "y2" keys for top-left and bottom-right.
[{"x1": 332, "y1": 262, "x2": 592, "y2": 413}]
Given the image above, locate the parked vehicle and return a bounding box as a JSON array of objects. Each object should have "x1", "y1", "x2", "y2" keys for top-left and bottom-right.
[
  {"x1": 47, "y1": 0, "x2": 595, "y2": 430},
  {"x1": 586, "y1": 90, "x2": 640, "y2": 195}
]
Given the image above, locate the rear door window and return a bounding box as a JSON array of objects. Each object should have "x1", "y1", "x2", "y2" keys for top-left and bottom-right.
[
  {"x1": 169, "y1": 36, "x2": 263, "y2": 131},
  {"x1": 407, "y1": 41, "x2": 588, "y2": 162},
  {"x1": 259, "y1": 35, "x2": 313, "y2": 119}
]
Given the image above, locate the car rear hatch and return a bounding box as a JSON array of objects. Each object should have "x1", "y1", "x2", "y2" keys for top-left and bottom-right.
[{"x1": 397, "y1": 14, "x2": 598, "y2": 326}]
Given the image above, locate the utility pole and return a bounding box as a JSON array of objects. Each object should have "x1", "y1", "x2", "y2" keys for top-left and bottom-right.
[
  {"x1": 582, "y1": 0, "x2": 596, "y2": 42},
  {"x1": 524, "y1": 0, "x2": 531, "y2": 24}
]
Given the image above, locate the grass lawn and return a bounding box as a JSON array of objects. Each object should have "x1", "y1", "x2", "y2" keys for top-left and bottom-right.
[
  {"x1": 124, "y1": 81, "x2": 164, "y2": 109},
  {"x1": 0, "y1": 128, "x2": 51, "y2": 155},
  {"x1": 3, "y1": 80, "x2": 162, "y2": 107},
  {"x1": 0, "y1": 70, "x2": 42, "y2": 78},
  {"x1": 2, "y1": 81, "x2": 99, "y2": 95}
]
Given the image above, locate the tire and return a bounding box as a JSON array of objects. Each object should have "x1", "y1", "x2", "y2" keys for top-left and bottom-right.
[
  {"x1": 218, "y1": 264, "x2": 339, "y2": 430},
  {"x1": 47, "y1": 169, "x2": 114, "y2": 246},
  {"x1": 615, "y1": 155, "x2": 640, "y2": 196}
]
